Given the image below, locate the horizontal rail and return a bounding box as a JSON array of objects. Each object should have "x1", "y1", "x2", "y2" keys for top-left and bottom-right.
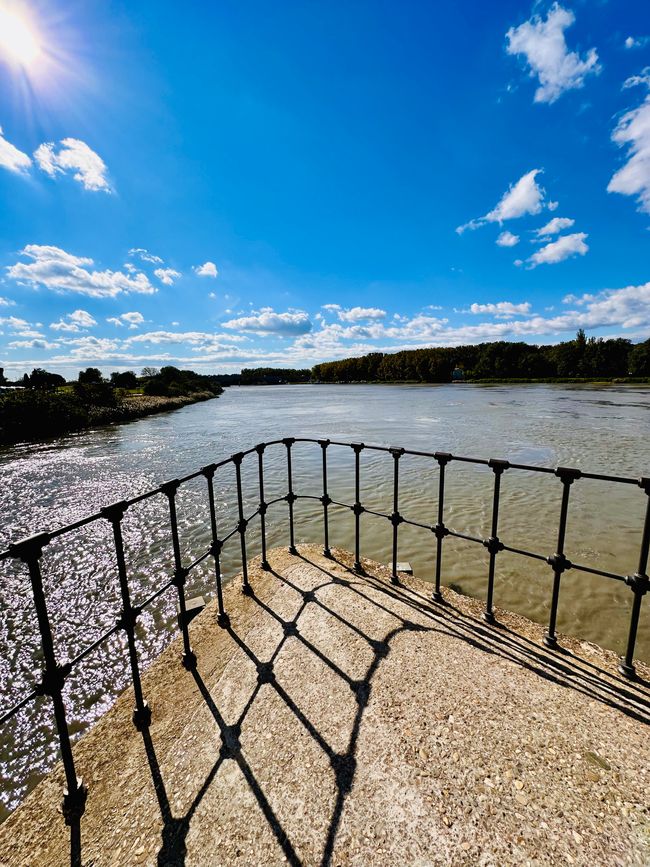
[{"x1": 1, "y1": 435, "x2": 648, "y2": 850}]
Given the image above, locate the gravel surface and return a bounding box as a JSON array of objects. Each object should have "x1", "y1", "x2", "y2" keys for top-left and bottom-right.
[{"x1": 1, "y1": 545, "x2": 648, "y2": 866}]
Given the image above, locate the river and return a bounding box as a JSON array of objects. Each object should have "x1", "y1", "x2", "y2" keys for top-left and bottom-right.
[{"x1": 1, "y1": 382, "x2": 649, "y2": 815}]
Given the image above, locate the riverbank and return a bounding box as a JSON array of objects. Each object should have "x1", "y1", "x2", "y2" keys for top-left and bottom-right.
[
  {"x1": 2, "y1": 546, "x2": 648, "y2": 866},
  {"x1": 0, "y1": 389, "x2": 222, "y2": 446}
]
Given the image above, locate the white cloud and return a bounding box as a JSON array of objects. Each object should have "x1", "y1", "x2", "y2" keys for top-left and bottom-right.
[
  {"x1": 506, "y1": 4, "x2": 600, "y2": 104},
  {"x1": 496, "y1": 230, "x2": 520, "y2": 247},
  {"x1": 34, "y1": 139, "x2": 111, "y2": 192},
  {"x1": 194, "y1": 261, "x2": 218, "y2": 278},
  {"x1": 7, "y1": 245, "x2": 156, "y2": 298},
  {"x1": 326, "y1": 306, "x2": 387, "y2": 322},
  {"x1": 527, "y1": 232, "x2": 589, "y2": 267},
  {"x1": 154, "y1": 268, "x2": 181, "y2": 285},
  {"x1": 50, "y1": 309, "x2": 97, "y2": 332},
  {"x1": 608, "y1": 70, "x2": 650, "y2": 213},
  {"x1": 123, "y1": 330, "x2": 245, "y2": 346},
  {"x1": 9, "y1": 338, "x2": 60, "y2": 350},
  {"x1": 223, "y1": 308, "x2": 312, "y2": 335},
  {"x1": 0, "y1": 126, "x2": 31, "y2": 174},
  {"x1": 129, "y1": 248, "x2": 164, "y2": 265},
  {"x1": 0, "y1": 316, "x2": 30, "y2": 331},
  {"x1": 0, "y1": 296, "x2": 15, "y2": 306},
  {"x1": 625, "y1": 36, "x2": 649, "y2": 50},
  {"x1": 469, "y1": 301, "x2": 531, "y2": 318},
  {"x1": 457, "y1": 169, "x2": 547, "y2": 232},
  {"x1": 106, "y1": 311, "x2": 145, "y2": 329},
  {"x1": 536, "y1": 216, "x2": 575, "y2": 236}
]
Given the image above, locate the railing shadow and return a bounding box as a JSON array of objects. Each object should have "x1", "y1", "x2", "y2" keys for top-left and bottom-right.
[
  {"x1": 136, "y1": 554, "x2": 430, "y2": 866},
  {"x1": 133, "y1": 550, "x2": 648, "y2": 867}
]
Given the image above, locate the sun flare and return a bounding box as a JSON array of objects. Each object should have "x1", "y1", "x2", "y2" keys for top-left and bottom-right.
[{"x1": 0, "y1": 6, "x2": 41, "y2": 68}]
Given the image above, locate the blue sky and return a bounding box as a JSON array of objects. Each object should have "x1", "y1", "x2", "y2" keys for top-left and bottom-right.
[{"x1": 0, "y1": 0, "x2": 649, "y2": 376}]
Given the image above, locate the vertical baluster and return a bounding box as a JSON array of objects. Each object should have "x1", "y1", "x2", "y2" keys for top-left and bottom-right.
[
  {"x1": 256, "y1": 444, "x2": 270, "y2": 570},
  {"x1": 9, "y1": 534, "x2": 87, "y2": 835},
  {"x1": 351, "y1": 443, "x2": 365, "y2": 573},
  {"x1": 101, "y1": 503, "x2": 151, "y2": 729},
  {"x1": 203, "y1": 465, "x2": 228, "y2": 626},
  {"x1": 161, "y1": 480, "x2": 197, "y2": 669},
  {"x1": 618, "y1": 479, "x2": 650, "y2": 679},
  {"x1": 319, "y1": 439, "x2": 332, "y2": 557},
  {"x1": 284, "y1": 438, "x2": 297, "y2": 555},
  {"x1": 433, "y1": 453, "x2": 451, "y2": 602},
  {"x1": 389, "y1": 448, "x2": 404, "y2": 584},
  {"x1": 484, "y1": 460, "x2": 509, "y2": 624},
  {"x1": 544, "y1": 467, "x2": 580, "y2": 649},
  {"x1": 233, "y1": 454, "x2": 251, "y2": 593}
]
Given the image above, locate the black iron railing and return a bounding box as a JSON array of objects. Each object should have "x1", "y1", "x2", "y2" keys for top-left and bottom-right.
[{"x1": 1, "y1": 437, "x2": 648, "y2": 853}]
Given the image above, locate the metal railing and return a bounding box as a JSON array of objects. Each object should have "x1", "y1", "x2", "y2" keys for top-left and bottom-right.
[{"x1": 1, "y1": 437, "x2": 648, "y2": 850}]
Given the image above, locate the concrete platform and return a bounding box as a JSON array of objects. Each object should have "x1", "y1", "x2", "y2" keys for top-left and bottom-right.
[{"x1": 1, "y1": 545, "x2": 649, "y2": 866}]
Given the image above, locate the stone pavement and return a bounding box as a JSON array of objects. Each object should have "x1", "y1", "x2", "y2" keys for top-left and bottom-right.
[{"x1": 1, "y1": 545, "x2": 649, "y2": 866}]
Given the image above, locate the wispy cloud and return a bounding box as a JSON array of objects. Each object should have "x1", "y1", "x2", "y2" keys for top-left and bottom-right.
[
  {"x1": 624, "y1": 36, "x2": 649, "y2": 50},
  {"x1": 608, "y1": 69, "x2": 650, "y2": 214},
  {"x1": 0, "y1": 126, "x2": 32, "y2": 174},
  {"x1": 506, "y1": 4, "x2": 600, "y2": 104},
  {"x1": 50, "y1": 309, "x2": 97, "y2": 332},
  {"x1": 7, "y1": 245, "x2": 156, "y2": 298},
  {"x1": 223, "y1": 307, "x2": 312, "y2": 335},
  {"x1": 129, "y1": 248, "x2": 164, "y2": 265},
  {"x1": 154, "y1": 268, "x2": 181, "y2": 285},
  {"x1": 34, "y1": 139, "x2": 111, "y2": 192},
  {"x1": 323, "y1": 304, "x2": 387, "y2": 322},
  {"x1": 535, "y1": 216, "x2": 575, "y2": 236},
  {"x1": 106, "y1": 311, "x2": 145, "y2": 329},
  {"x1": 469, "y1": 301, "x2": 531, "y2": 318},
  {"x1": 527, "y1": 232, "x2": 589, "y2": 267},
  {"x1": 457, "y1": 169, "x2": 548, "y2": 233}
]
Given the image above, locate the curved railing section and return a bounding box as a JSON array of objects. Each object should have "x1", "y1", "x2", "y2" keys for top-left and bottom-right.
[{"x1": 1, "y1": 437, "x2": 649, "y2": 842}]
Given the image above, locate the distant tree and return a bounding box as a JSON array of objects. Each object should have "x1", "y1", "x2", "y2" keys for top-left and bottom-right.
[
  {"x1": 78, "y1": 367, "x2": 104, "y2": 384},
  {"x1": 141, "y1": 367, "x2": 159, "y2": 378},
  {"x1": 0, "y1": 368, "x2": 5, "y2": 385},
  {"x1": 629, "y1": 340, "x2": 650, "y2": 376},
  {"x1": 110, "y1": 370, "x2": 138, "y2": 389},
  {"x1": 28, "y1": 368, "x2": 66, "y2": 391}
]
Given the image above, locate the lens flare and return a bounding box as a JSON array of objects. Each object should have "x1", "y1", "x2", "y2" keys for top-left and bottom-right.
[{"x1": 0, "y1": 6, "x2": 41, "y2": 67}]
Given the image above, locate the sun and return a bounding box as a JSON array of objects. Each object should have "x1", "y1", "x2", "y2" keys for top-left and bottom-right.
[{"x1": 0, "y1": 5, "x2": 41, "y2": 68}]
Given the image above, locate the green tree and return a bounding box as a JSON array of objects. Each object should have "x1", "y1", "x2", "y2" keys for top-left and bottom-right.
[{"x1": 78, "y1": 367, "x2": 104, "y2": 384}]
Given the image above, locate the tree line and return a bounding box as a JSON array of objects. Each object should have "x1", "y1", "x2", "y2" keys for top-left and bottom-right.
[{"x1": 311, "y1": 332, "x2": 650, "y2": 383}]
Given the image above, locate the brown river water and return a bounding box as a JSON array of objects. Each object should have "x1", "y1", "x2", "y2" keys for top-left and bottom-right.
[{"x1": 1, "y1": 382, "x2": 649, "y2": 815}]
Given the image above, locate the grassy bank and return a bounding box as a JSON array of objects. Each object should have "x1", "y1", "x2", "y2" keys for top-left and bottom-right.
[{"x1": 0, "y1": 389, "x2": 221, "y2": 446}]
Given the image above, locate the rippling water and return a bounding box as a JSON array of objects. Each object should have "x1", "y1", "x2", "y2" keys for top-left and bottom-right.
[{"x1": 1, "y1": 382, "x2": 649, "y2": 816}]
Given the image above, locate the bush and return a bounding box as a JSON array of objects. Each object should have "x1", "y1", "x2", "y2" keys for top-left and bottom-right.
[
  {"x1": 73, "y1": 381, "x2": 117, "y2": 407},
  {"x1": 0, "y1": 391, "x2": 89, "y2": 442}
]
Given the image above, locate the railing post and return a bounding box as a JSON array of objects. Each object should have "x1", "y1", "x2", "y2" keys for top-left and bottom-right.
[
  {"x1": 9, "y1": 534, "x2": 88, "y2": 831},
  {"x1": 256, "y1": 444, "x2": 270, "y2": 570},
  {"x1": 484, "y1": 459, "x2": 508, "y2": 623},
  {"x1": 101, "y1": 502, "x2": 151, "y2": 730},
  {"x1": 618, "y1": 478, "x2": 650, "y2": 679},
  {"x1": 283, "y1": 438, "x2": 298, "y2": 555},
  {"x1": 202, "y1": 464, "x2": 228, "y2": 626},
  {"x1": 319, "y1": 439, "x2": 332, "y2": 557},
  {"x1": 161, "y1": 480, "x2": 197, "y2": 669},
  {"x1": 389, "y1": 448, "x2": 405, "y2": 584},
  {"x1": 544, "y1": 467, "x2": 580, "y2": 649},
  {"x1": 351, "y1": 443, "x2": 365, "y2": 573},
  {"x1": 432, "y1": 453, "x2": 451, "y2": 602},
  {"x1": 233, "y1": 453, "x2": 251, "y2": 594}
]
